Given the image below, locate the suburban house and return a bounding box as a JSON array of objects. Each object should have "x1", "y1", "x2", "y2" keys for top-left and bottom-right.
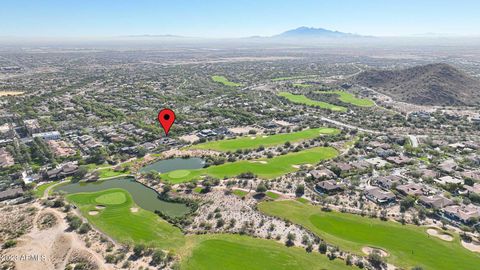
[
  {"x1": 44, "y1": 163, "x2": 79, "y2": 180},
  {"x1": 315, "y1": 180, "x2": 344, "y2": 195},
  {"x1": 364, "y1": 187, "x2": 395, "y2": 204},
  {"x1": 376, "y1": 175, "x2": 403, "y2": 190},
  {"x1": 0, "y1": 187, "x2": 24, "y2": 202},
  {"x1": 396, "y1": 183, "x2": 425, "y2": 196},
  {"x1": 419, "y1": 195, "x2": 454, "y2": 209},
  {"x1": 386, "y1": 155, "x2": 412, "y2": 166},
  {"x1": 442, "y1": 204, "x2": 480, "y2": 224},
  {"x1": 309, "y1": 169, "x2": 336, "y2": 180},
  {"x1": 438, "y1": 159, "x2": 458, "y2": 173},
  {"x1": 435, "y1": 175, "x2": 463, "y2": 185}
]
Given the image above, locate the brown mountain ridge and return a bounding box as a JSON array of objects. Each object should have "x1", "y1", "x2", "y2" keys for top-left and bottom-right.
[{"x1": 351, "y1": 63, "x2": 480, "y2": 106}]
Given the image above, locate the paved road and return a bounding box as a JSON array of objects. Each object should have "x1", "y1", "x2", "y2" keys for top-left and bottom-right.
[{"x1": 320, "y1": 117, "x2": 382, "y2": 134}]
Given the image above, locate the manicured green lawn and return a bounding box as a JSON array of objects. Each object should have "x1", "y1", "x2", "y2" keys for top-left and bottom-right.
[
  {"x1": 266, "y1": 191, "x2": 280, "y2": 199},
  {"x1": 95, "y1": 191, "x2": 126, "y2": 205},
  {"x1": 259, "y1": 200, "x2": 480, "y2": 270},
  {"x1": 278, "y1": 92, "x2": 347, "y2": 112},
  {"x1": 181, "y1": 234, "x2": 350, "y2": 270},
  {"x1": 212, "y1": 75, "x2": 243, "y2": 87},
  {"x1": 34, "y1": 181, "x2": 59, "y2": 197},
  {"x1": 191, "y1": 127, "x2": 339, "y2": 152},
  {"x1": 316, "y1": 91, "x2": 374, "y2": 107},
  {"x1": 232, "y1": 189, "x2": 248, "y2": 197},
  {"x1": 293, "y1": 83, "x2": 312, "y2": 88},
  {"x1": 96, "y1": 167, "x2": 129, "y2": 179},
  {"x1": 67, "y1": 189, "x2": 185, "y2": 250},
  {"x1": 161, "y1": 147, "x2": 338, "y2": 183}
]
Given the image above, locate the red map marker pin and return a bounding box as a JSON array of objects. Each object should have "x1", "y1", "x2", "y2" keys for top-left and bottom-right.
[{"x1": 158, "y1": 108, "x2": 176, "y2": 136}]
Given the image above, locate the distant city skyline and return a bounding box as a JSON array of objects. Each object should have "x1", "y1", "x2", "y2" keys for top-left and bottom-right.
[{"x1": 1, "y1": 0, "x2": 480, "y2": 38}]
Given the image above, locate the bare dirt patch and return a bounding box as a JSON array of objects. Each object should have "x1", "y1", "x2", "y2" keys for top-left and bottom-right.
[
  {"x1": 36, "y1": 212, "x2": 58, "y2": 230},
  {"x1": 0, "y1": 91, "x2": 24, "y2": 96},
  {"x1": 427, "y1": 228, "x2": 453, "y2": 241},
  {"x1": 362, "y1": 246, "x2": 389, "y2": 257}
]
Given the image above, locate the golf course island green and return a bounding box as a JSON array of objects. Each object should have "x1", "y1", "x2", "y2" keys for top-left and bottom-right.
[
  {"x1": 191, "y1": 127, "x2": 339, "y2": 152},
  {"x1": 278, "y1": 92, "x2": 347, "y2": 112},
  {"x1": 211, "y1": 75, "x2": 243, "y2": 87},
  {"x1": 57, "y1": 177, "x2": 190, "y2": 217},
  {"x1": 160, "y1": 146, "x2": 339, "y2": 183},
  {"x1": 316, "y1": 90, "x2": 375, "y2": 107},
  {"x1": 67, "y1": 188, "x2": 186, "y2": 249},
  {"x1": 259, "y1": 200, "x2": 480, "y2": 270}
]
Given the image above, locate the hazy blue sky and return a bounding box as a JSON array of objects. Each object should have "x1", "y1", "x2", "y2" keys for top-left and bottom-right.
[{"x1": 1, "y1": 0, "x2": 480, "y2": 38}]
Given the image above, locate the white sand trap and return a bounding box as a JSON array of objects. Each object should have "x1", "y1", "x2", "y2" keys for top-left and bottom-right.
[
  {"x1": 95, "y1": 205, "x2": 105, "y2": 210},
  {"x1": 462, "y1": 240, "x2": 480, "y2": 253},
  {"x1": 88, "y1": 210, "x2": 99, "y2": 216},
  {"x1": 292, "y1": 164, "x2": 312, "y2": 169},
  {"x1": 427, "y1": 228, "x2": 453, "y2": 241},
  {"x1": 262, "y1": 135, "x2": 268, "y2": 138},
  {"x1": 130, "y1": 207, "x2": 139, "y2": 213},
  {"x1": 362, "y1": 246, "x2": 389, "y2": 257},
  {"x1": 250, "y1": 160, "x2": 267, "y2": 164}
]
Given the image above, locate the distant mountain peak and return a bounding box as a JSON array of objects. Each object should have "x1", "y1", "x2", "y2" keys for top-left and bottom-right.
[{"x1": 274, "y1": 26, "x2": 361, "y2": 38}]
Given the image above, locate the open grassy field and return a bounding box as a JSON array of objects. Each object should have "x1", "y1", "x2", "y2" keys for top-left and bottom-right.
[
  {"x1": 191, "y1": 127, "x2": 339, "y2": 152},
  {"x1": 278, "y1": 92, "x2": 347, "y2": 112},
  {"x1": 67, "y1": 188, "x2": 185, "y2": 250},
  {"x1": 181, "y1": 234, "x2": 350, "y2": 270},
  {"x1": 161, "y1": 146, "x2": 338, "y2": 183},
  {"x1": 211, "y1": 75, "x2": 243, "y2": 87},
  {"x1": 316, "y1": 91, "x2": 374, "y2": 107},
  {"x1": 259, "y1": 200, "x2": 480, "y2": 270}
]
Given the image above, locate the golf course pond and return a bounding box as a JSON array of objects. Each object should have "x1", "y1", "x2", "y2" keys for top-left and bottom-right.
[
  {"x1": 56, "y1": 177, "x2": 190, "y2": 217},
  {"x1": 139, "y1": 157, "x2": 205, "y2": 173}
]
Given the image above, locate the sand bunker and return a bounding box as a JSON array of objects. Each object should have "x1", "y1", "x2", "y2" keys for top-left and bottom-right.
[
  {"x1": 95, "y1": 205, "x2": 105, "y2": 210},
  {"x1": 362, "y1": 246, "x2": 389, "y2": 257},
  {"x1": 250, "y1": 160, "x2": 267, "y2": 164},
  {"x1": 462, "y1": 240, "x2": 480, "y2": 253},
  {"x1": 88, "y1": 211, "x2": 99, "y2": 216},
  {"x1": 130, "y1": 207, "x2": 139, "y2": 213},
  {"x1": 427, "y1": 228, "x2": 453, "y2": 241}
]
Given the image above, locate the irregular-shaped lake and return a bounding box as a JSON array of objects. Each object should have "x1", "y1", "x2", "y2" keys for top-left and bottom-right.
[
  {"x1": 139, "y1": 157, "x2": 205, "y2": 174},
  {"x1": 56, "y1": 177, "x2": 190, "y2": 217}
]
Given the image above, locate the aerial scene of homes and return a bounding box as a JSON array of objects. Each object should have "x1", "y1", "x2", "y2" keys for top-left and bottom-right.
[{"x1": 2, "y1": 1, "x2": 480, "y2": 270}]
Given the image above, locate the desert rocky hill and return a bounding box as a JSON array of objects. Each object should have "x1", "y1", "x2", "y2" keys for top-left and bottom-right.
[{"x1": 351, "y1": 63, "x2": 480, "y2": 106}]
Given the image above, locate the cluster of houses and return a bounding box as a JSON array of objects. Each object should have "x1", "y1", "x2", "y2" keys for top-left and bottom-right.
[{"x1": 308, "y1": 135, "x2": 480, "y2": 227}]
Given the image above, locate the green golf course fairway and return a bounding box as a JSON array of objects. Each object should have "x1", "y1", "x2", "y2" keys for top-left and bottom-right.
[
  {"x1": 278, "y1": 92, "x2": 347, "y2": 112},
  {"x1": 67, "y1": 189, "x2": 185, "y2": 250},
  {"x1": 211, "y1": 75, "x2": 243, "y2": 87},
  {"x1": 67, "y1": 190, "x2": 351, "y2": 270},
  {"x1": 191, "y1": 127, "x2": 339, "y2": 151},
  {"x1": 259, "y1": 200, "x2": 480, "y2": 270},
  {"x1": 161, "y1": 146, "x2": 338, "y2": 183},
  {"x1": 181, "y1": 234, "x2": 349, "y2": 270},
  {"x1": 316, "y1": 91, "x2": 374, "y2": 107}
]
